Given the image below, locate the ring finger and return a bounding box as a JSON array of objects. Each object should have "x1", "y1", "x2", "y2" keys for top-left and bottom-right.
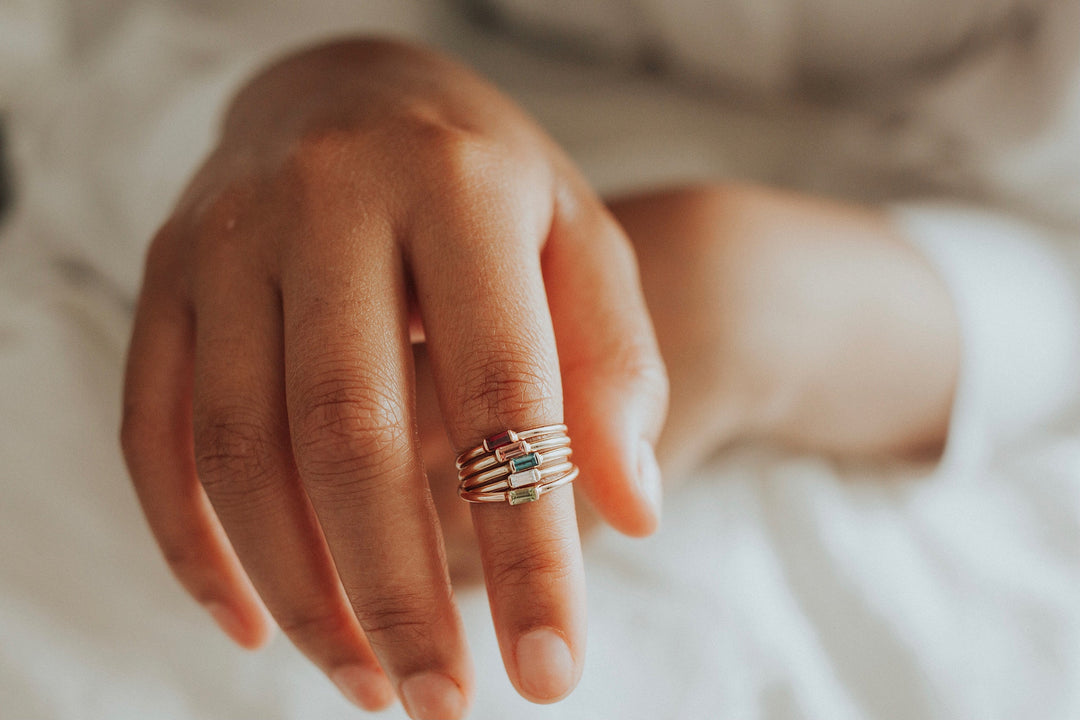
[{"x1": 409, "y1": 189, "x2": 587, "y2": 703}]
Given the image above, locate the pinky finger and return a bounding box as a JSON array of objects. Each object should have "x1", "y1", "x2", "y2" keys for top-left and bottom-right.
[{"x1": 120, "y1": 234, "x2": 272, "y2": 649}]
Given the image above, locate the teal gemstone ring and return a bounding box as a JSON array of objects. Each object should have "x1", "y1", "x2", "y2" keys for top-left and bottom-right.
[
  {"x1": 456, "y1": 435, "x2": 570, "y2": 478},
  {"x1": 458, "y1": 446, "x2": 573, "y2": 491},
  {"x1": 455, "y1": 424, "x2": 569, "y2": 467}
]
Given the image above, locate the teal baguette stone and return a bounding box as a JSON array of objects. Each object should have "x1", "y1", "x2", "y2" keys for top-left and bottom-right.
[{"x1": 509, "y1": 452, "x2": 541, "y2": 472}]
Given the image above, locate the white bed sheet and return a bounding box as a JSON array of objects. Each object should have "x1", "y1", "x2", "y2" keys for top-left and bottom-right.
[{"x1": 1, "y1": 2, "x2": 1079, "y2": 719}]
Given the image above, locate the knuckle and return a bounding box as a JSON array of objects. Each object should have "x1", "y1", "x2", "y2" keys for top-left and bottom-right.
[
  {"x1": 419, "y1": 124, "x2": 490, "y2": 183},
  {"x1": 396, "y1": 111, "x2": 550, "y2": 252},
  {"x1": 289, "y1": 127, "x2": 366, "y2": 187},
  {"x1": 456, "y1": 342, "x2": 560, "y2": 433},
  {"x1": 600, "y1": 337, "x2": 669, "y2": 404},
  {"x1": 182, "y1": 187, "x2": 267, "y2": 278},
  {"x1": 292, "y1": 375, "x2": 411, "y2": 486},
  {"x1": 188, "y1": 183, "x2": 257, "y2": 251},
  {"x1": 351, "y1": 587, "x2": 442, "y2": 648},
  {"x1": 403, "y1": 113, "x2": 504, "y2": 202},
  {"x1": 193, "y1": 406, "x2": 282, "y2": 498},
  {"x1": 488, "y1": 537, "x2": 578, "y2": 592},
  {"x1": 276, "y1": 604, "x2": 354, "y2": 642}
]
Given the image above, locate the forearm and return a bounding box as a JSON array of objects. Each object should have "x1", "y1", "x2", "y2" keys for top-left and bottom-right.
[{"x1": 608, "y1": 184, "x2": 960, "y2": 477}]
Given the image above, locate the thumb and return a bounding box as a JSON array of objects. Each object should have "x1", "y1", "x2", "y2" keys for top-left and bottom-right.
[{"x1": 543, "y1": 185, "x2": 669, "y2": 537}]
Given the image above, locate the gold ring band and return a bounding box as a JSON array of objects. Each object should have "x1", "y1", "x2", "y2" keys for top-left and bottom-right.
[
  {"x1": 455, "y1": 424, "x2": 568, "y2": 467},
  {"x1": 457, "y1": 435, "x2": 571, "y2": 478},
  {"x1": 461, "y1": 460, "x2": 575, "y2": 493},
  {"x1": 458, "y1": 466, "x2": 579, "y2": 505}
]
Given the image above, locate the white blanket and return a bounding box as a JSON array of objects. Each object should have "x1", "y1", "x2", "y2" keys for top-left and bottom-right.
[{"x1": 2, "y1": 2, "x2": 1079, "y2": 718}]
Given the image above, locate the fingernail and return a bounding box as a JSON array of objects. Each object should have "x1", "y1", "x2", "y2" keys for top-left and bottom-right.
[
  {"x1": 637, "y1": 440, "x2": 663, "y2": 521},
  {"x1": 515, "y1": 627, "x2": 575, "y2": 702},
  {"x1": 400, "y1": 671, "x2": 466, "y2": 720},
  {"x1": 206, "y1": 602, "x2": 247, "y2": 645},
  {"x1": 331, "y1": 664, "x2": 396, "y2": 711}
]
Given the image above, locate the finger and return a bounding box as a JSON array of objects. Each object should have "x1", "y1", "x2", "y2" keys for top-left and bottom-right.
[
  {"x1": 190, "y1": 249, "x2": 394, "y2": 711},
  {"x1": 545, "y1": 186, "x2": 669, "y2": 536},
  {"x1": 409, "y1": 182, "x2": 586, "y2": 704},
  {"x1": 281, "y1": 225, "x2": 471, "y2": 720},
  {"x1": 120, "y1": 229, "x2": 272, "y2": 650}
]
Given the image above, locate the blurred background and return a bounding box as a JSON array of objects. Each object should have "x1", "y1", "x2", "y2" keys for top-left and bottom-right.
[{"x1": 1, "y1": 1, "x2": 1078, "y2": 718}]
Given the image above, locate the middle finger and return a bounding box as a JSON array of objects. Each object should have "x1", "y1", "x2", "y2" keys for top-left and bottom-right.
[{"x1": 281, "y1": 219, "x2": 471, "y2": 720}]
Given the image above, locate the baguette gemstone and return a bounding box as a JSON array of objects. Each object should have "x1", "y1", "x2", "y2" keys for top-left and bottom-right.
[
  {"x1": 508, "y1": 486, "x2": 540, "y2": 505},
  {"x1": 509, "y1": 452, "x2": 541, "y2": 473},
  {"x1": 495, "y1": 440, "x2": 532, "y2": 462},
  {"x1": 483, "y1": 430, "x2": 517, "y2": 452},
  {"x1": 507, "y1": 468, "x2": 542, "y2": 488}
]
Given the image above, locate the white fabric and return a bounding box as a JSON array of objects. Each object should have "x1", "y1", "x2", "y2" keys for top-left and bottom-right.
[
  {"x1": 1, "y1": 1, "x2": 1079, "y2": 718},
  {"x1": 892, "y1": 205, "x2": 1080, "y2": 474},
  {"x1": 486, "y1": 0, "x2": 1026, "y2": 90}
]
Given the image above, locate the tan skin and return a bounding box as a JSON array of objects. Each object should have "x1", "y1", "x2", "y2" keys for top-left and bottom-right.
[
  {"x1": 429, "y1": 184, "x2": 959, "y2": 584},
  {"x1": 121, "y1": 38, "x2": 958, "y2": 718}
]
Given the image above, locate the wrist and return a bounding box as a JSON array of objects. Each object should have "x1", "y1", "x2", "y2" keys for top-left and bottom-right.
[{"x1": 610, "y1": 183, "x2": 959, "y2": 473}]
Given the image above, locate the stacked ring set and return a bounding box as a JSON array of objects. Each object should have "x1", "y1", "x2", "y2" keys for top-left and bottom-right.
[{"x1": 456, "y1": 424, "x2": 578, "y2": 505}]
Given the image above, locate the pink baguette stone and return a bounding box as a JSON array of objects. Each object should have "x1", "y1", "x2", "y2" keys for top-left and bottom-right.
[
  {"x1": 483, "y1": 430, "x2": 517, "y2": 452},
  {"x1": 495, "y1": 440, "x2": 532, "y2": 462}
]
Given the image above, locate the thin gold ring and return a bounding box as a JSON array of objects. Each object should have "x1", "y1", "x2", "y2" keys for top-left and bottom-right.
[
  {"x1": 459, "y1": 446, "x2": 573, "y2": 488},
  {"x1": 458, "y1": 466, "x2": 579, "y2": 505},
  {"x1": 455, "y1": 424, "x2": 568, "y2": 467},
  {"x1": 457, "y1": 436, "x2": 571, "y2": 479},
  {"x1": 461, "y1": 460, "x2": 575, "y2": 493}
]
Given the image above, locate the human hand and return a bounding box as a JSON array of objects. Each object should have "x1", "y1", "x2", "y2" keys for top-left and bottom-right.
[
  {"x1": 120, "y1": 39, "x2": 667, "y2": 718},
  {"x1": 608, "y1": 185, "x2": 956, "y2": 474}
]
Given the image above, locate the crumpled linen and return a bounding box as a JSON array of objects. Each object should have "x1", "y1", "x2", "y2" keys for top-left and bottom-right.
[{"x1": 1, "y1": 1, "x2": 1079, "y2": 718}]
